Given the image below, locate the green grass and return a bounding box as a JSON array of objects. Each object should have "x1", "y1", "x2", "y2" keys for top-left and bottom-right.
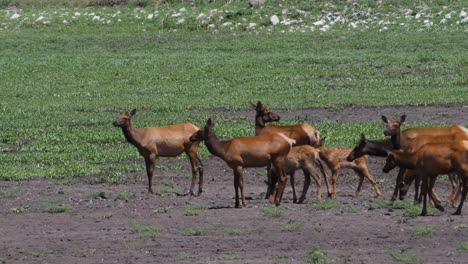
[
  {"x1": 47, "y1": 205, "x2": 69, "y2": 213},
  {"x1": 177, "y1": 253, "x2": 196, "y2": 260},
  {"x1": 282, "y1": 220, "x2": 303, "y2": 232},
  {"x1": 305, "y1": 245, "x2": 331, "y2": 264},
  {"x1": 307, "y1": 199, "x2": 339, "y2": 210},
  {"x1": 10, "y1": 206, "x2": 29, "y2": 214},
  {"x1": 413, "y1": 225, "x2": 434, "y2": 236},
  {"x1": 218, "y1": 252, "x2": 242, "y2": 261},
  {"x1": 223, "y1": 228, "x2": 255, "y2": 236},
  {"x1": 87, "y1": 191, "x2": 108, "y2": 200},
  {"x1": 390, "y1": 249, "x2": 419, "y2": 262},
  {"x1": 0, "y1": 1, "x2": 466, "y2": 181},
  {"x1": 184, "y1": 203, "x2": 207, "y2": 216},
  {"x1": 131, "y1": 223, "x2": 160, "y2": 238},
  {"x1": 372, "y1": 200, "x2": 436, "y2": 216},
  {"x1": 181, "y1": 228, "x2": 209, "y2": 236},
  {"x1": 260, "y1": 206, "x2": 284, "y2": 217},
  {"x1": 114, "y1": 191, "x2": 136, "y2": 201},
  {"x1": 459, "y1": 242, "x2": 468, "y2": 251}
]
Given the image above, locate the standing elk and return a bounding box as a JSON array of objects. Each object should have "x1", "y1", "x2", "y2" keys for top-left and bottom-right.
[
  {"x1": 318, "y1": 137, "x2": 381, "y2": 198},
  {"x1": 382, "y1": 115, "x2": 468, "y2": 203},
  {"x1": 113, "y1": 109, "x2": 204, "y2": 195},
  {"x1": 189, "y1": 118, "x2": 294, "y2": 208},
  {"x1": 270, "y1": 145, "x2": 328, "y2": 203},
  {"x1": 251, "y1": 101, "x2": 332, "y2": 198},
  {"x1": 383, "y1": 140, "x2": 468, "y2": 216}
]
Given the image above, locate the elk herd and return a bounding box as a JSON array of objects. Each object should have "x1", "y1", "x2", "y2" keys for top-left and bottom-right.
[{"x1": 113, "y1": 102, "x2": 468, "y2": 216}]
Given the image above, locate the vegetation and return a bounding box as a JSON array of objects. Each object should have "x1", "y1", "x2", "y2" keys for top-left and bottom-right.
[
  {"x1": 223, "y1": 228, "x2": 255, "y2": 236},
  {"x1": 307, "y1": 199, "x2": 339, "y2": 210},
  {"x1": 131, "y1": 223, "x2": 161, "y2": 238},
  {"x1": 459, "y1": 242, "x2": 468, "y2": 251},
  {"x1": 282, "y1": 219, "x2": 303, "y2": 232},
  {"x1": 390, "y1": 248, "x2": 419, "y2": 262},
  {"x1": 0, "y1": 0, "x2": 466, "y2": 181},
  {"x1": 413, "y1": 225, "x2": 434, "y2": 236},
  {"x1": 184, "y1": 203, "x2": 207, "y2": 216},
  {"x1": 260, "y1": 206, "x2": 284, "y2": 217},
  {"x1": 304, "y1": 245, "x2": 331, "y2": 264},
  {"x1": 372, "y1": 200, "x2": 436, "y2": 216}
]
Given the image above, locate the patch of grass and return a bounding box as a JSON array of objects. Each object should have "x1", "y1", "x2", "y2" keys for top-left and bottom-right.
[
  {"x1": 459, "y1": 242, "x2": 468, "y2": 251},
  {"x1": 223, "y1": 228, "x2": 255, "y2": 236},
  {"x1": 47, "y1": 205, "x2": 68, "y2": 213},
  {"x1": 131, "y1": 224, "x2": 160, "y2": 239},
  {"x1": 260, "y1": 206, "x2": 284, "y2": 217},
  {"x1": 413, "y1": 225, "x2": 434, "y2": 236},
  {"x1": 50, "y1": 179, "x2": 80, "y2": 185},
  {"x1": 305, "y1": 245, "x2": 331, "y2": 264},
  {"x1": 218, "y1": 252, "x2": 242, "y2": 261},
  {"x1": 159, "y1": 188, "x2": 175, "y2": 197},
  {"x1": 0, "y1": 190, "x2": 16, "y2": 199},
  {"x1": 209, "y1": 220, "x2": 223, "y2": 227},
  {"x1": 177, "y1": 253, "x2": 196, "y2": 260},
  {"x1": 184, "y1": 203, "x2": 207, "y2": 216},
  {"x1": 390, "y1": 249, "x2": 419, "y2": 262},
  {"x1": 10, "y1": 206, "x2": 29, "y2": 214},
  {"x1": 272, "y1": 254, "x2": 289, "y2": 260},
  {"x1": 96, "y1": 172, "x2": 128, "y2": 185},
  {"x1": 282, "y1": 220, "x2": 303, "y2": 232},
  {"x1": 160, "y1": 179, "x2": 174, "y2": 188},
  {"x1": 453, "y1": 224, "x2": 468, "y2": 230},
  {"x1": 307, "y1": 199, "x2": 339, "y2": 210},
  {"x1": 87, "y1": 191, "x2": 108, "y2": 200},
  {"x1": 372, "y1": 200, "x2": 436, "y2": 216},
  {"x1": 114, "y1": 191, "x2": 136, "y2": 201},
  {"x1": 181, "y1": 228, "x2": 209, "y2": 236}
]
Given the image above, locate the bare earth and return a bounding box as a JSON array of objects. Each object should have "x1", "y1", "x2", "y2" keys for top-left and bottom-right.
[{"x1": 1, "y1": 105, "x2": 467, "y2": 264}]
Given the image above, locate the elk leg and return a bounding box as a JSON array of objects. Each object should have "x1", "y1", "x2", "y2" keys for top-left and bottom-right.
[
  {"x1": 330, "y1": 167, "x2": 339, "y2": 198},
  {"x1": 428, "y1": 176, "x2": 444, "y2": 212},
  {"x1": 317, "y1": 159, "x2": 332, "y2": 197},
  {"x1": 290, "y1": 172, "x2": 297, "y2": 204},
  {"x1": 361, "y1": 168, "x2": 381, "y2": 198},
  {"x1": 186, "y1": 148, "x2": 203, "y2": 196},
  {"x1": 264, "y1": 164, "x2": 273, "y2": 199},
  {"x1": 144, "y1": 156, "x2": 156, "y2": 195},
  {"x1": 392, "y1": 168, "x2": 405, "y2": 201},
  {"x1": 303, "y1": 167, "x2": 320, "y2": 202},
  {"x1": 272, "y1": 159, "x2": 287, "y2": 206},
  {"x1": 233, "y1": 167, "x2": 242, "y2": 208},
  {"x1": 420, "y1": 176, "x2": 429, "y2": 216},
  {"x1": 453, "y1": 175, "x2": 467, "y2": 215}
]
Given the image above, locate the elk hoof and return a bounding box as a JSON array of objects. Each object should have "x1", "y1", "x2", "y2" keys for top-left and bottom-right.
[
  {"x1": 197, "y1": 190, "x2": 204, "y2": 196},
  {"x1": 452, "y1": 210, "x2": 461, "y2": 215},
  {"x1": 297, "y1": 199, "x2": 305, "y2": 204},
  {"x1": 435, "y1": 204, "x2": 445, "y2": 212},
  {"x1": 293, "y1": 198, "x2": 298, "y2": 204}
]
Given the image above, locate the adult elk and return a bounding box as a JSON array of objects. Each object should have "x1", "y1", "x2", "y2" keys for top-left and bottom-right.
[
  {"x1": 383, "y1": 140, "x2": 468, "y2": 216},
  {"x1": 382, "y1": 115, "x2": 468, "y2": 202},
  {"x1": 251, "y1": 101, "x2": 331, "y2": 197},
  {"x1": 113, "y1": 109, "x2": 203, "y2": 195},
  {"x1": 189, "y1": 118, "x2": 294, "y2": 208}
]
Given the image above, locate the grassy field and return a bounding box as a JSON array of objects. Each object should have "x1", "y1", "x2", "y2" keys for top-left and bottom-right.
[{"x1": 0, "y1": 0, "x2": 467, "y2": 180}]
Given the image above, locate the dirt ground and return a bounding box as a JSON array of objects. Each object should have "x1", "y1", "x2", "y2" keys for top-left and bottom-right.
[{"x1": 1, "y1": 105, "x2": 467, "y2": 264}]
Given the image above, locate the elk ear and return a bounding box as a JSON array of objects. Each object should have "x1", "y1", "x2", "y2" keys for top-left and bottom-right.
[
  {"x1": 360, "y1": 133, "x2": 367, "y2": 142},
  {"x1": 381, "y1": 115, "x2": 389, "y2": 123},
  {"x1": 206, "y1": 118, "x2": 213, "y2": 127},
  {"x1": 400, "y1": 114, "x2": 407, "y2": 124},
  {"x1": 130, "y1": 109, "x2": 137, "y2": 116}
]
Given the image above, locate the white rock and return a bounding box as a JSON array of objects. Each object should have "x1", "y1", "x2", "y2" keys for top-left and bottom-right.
[
  {"x1": 92, "y1": 15, "x2": 100, "y2": 21},
  {"x1": 147, "y1": 14, "x2": 154, "y2": 19},
  {"x1": 196, "y1": 13, "x2": 206, "y2": 20},
  {"x1": 415, "y1": 13, "x2": 421, "y2": 19},
  {"x1": 270, "y1": 15, "x2": 279, "y2": 25},
  {"x1": 313, "y1": 20, "x2": 325, "y2": 26},
  {"x1": 439, "y1": 18, "x2": 446, "y2": 24},
  {"x1": 460, "y1": 10, "x2": 467, "y2": 18},
  {"x1": 248, "y1": 23, "x2": 256, "y2": 29},
  {"x1": 74, "y1": 12, "x2": 81, "y2": 16},
  {"x1": 176, "y1": 18, "x2": 185, "y2": 24},
  {"x1": 179, "y1": 7, "x2": 186, "y2": 12},
  {"x1": 10, "y1": 13, "x2": 20, "y2": 19},
  {"x1": 462, "y1": 17, "x2": 468, "y2": 23},
  {"x1": 36, "y1": 16, "x2": 45, "y2": 22},
  {"x1": 348, "y1": 22, "x2": 357, "y2": 29}
]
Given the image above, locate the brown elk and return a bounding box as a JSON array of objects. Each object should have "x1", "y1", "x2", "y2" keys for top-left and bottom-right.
[
  {"x1": 383, "y1": 140, "x2": 468, "y2": 216},
  {"x1": 113, "y1": 109, "x2": 203, "y2": 195},
  {"x1": 319, "y1": 137, "x2": 381, "y2": 198},
  {"x1": 251, "y1": 101, "x2": 331, "y2": 197},
  {"x1": 382, "y1": 115, "x2": 468, "y2": 202},
  {"x1": 189, "y1": 118, "x2": 294, "y2": 208},
  {"x1": 270, "y1": 145, "x2": 328, "y2": 203}
]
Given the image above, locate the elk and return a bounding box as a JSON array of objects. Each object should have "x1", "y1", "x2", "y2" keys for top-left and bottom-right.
[
  {"x1": 113, "y1": 109, "x2": 203, "y2": 195},
  {"x1": 270, "y1": 145, "x2": 328, "y2": 203},
  {"x1": 319, "y1": 137, "x2": 381, "y2": 198},
  {"x1": 383, "y1": 140, "x2": 468, "y2": 216},
  {"x1": 251, "y1": 101, "x2": 331, "y2": 197},
  {"x1": 189, "y1": 118, "x2": 294, "y2": 208},
  {"x1": 382, "y1": 115, "x2": 468, "y2": 202}
]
